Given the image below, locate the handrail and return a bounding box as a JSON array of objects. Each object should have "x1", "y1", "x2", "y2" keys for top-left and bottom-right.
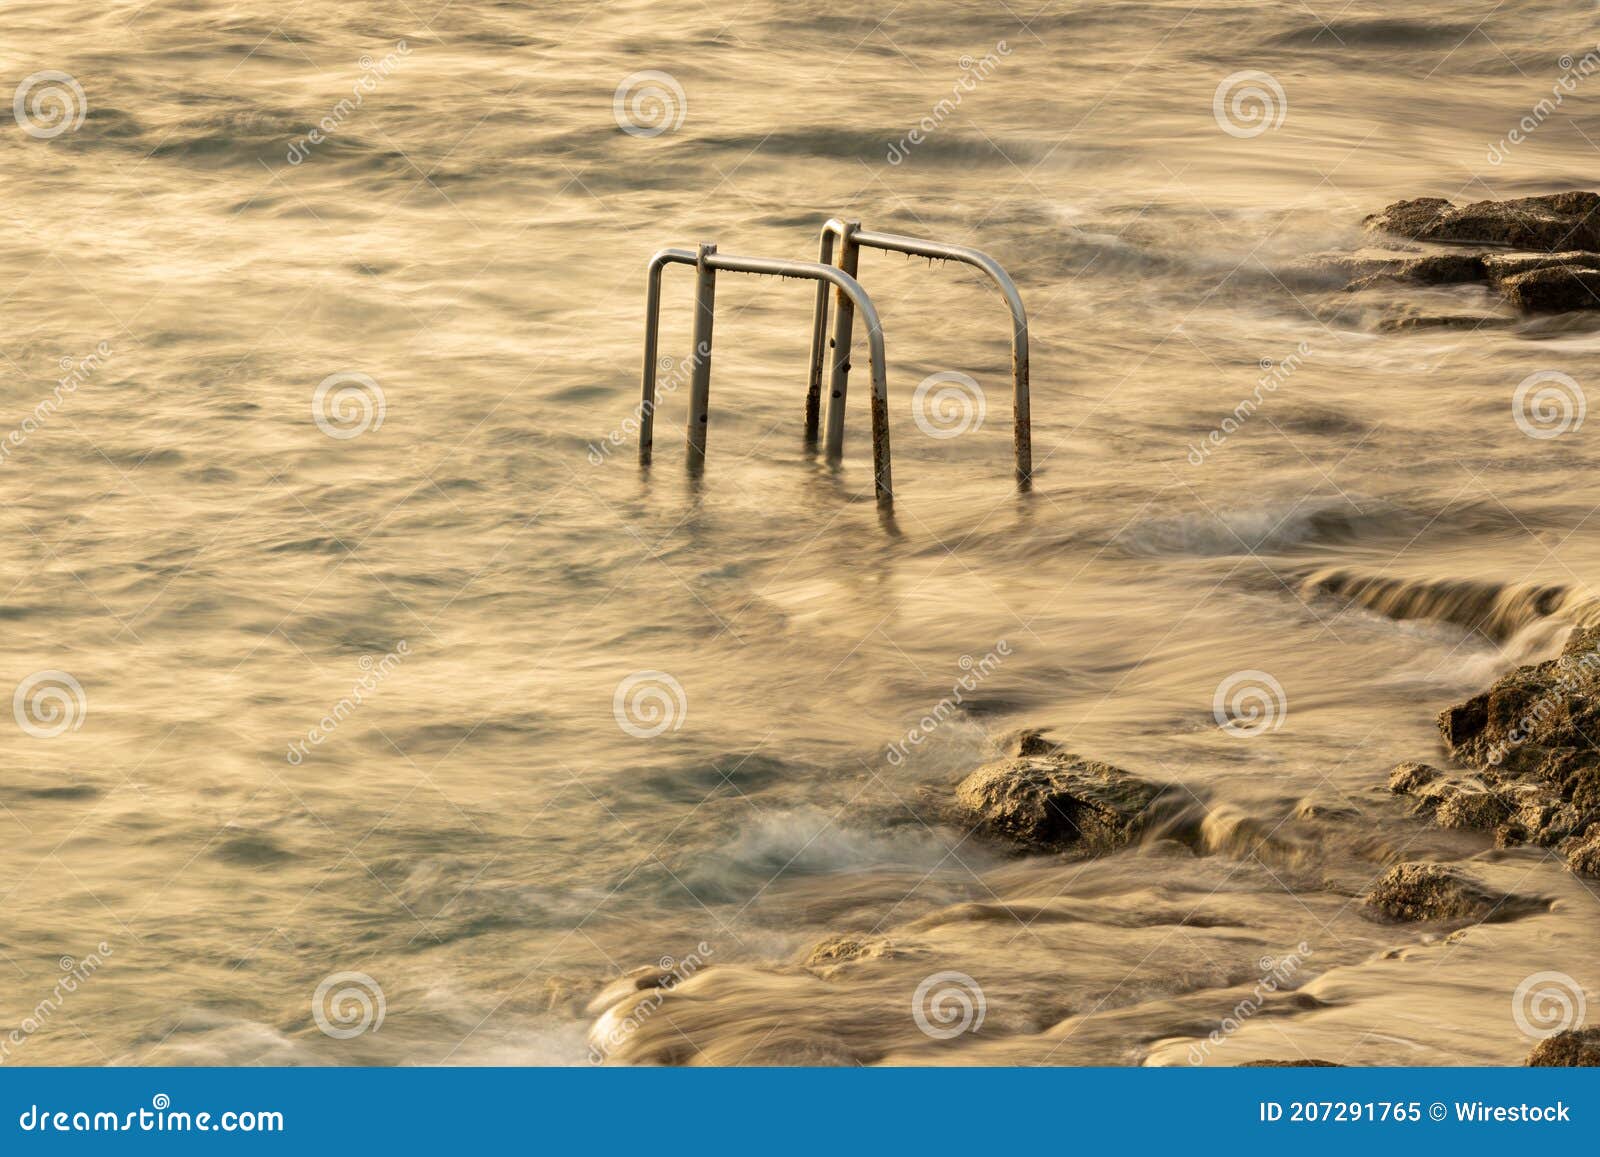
[
  {"x1": 638, "y1": 243, "x2": 894, "y2": 503},
  {"x1": 806, "y1": 219, "x2": 1031, "y2": 488}
]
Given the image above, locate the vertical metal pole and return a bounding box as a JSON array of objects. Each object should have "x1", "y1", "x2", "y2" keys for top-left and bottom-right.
[
  {"x1": 685, "y1": 243, "x2": 717, "y2": 469},
  {"x1": 805, "y1": 225, "x2": 837, "y2": 445},
  {"x1": 1013, "y1": 329, "x2": 1032, "y2": 490},
  {"x1": 639, "y1": 258, "x2": 664, "y2": 466},
  {"x1": 823, "y1": 220, "x2": 860, "y2": 463}
]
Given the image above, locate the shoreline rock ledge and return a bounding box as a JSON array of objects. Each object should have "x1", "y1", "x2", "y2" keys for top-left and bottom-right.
[{"x1": 954, "y1": 733, "x2": 1175, "y2": 854}]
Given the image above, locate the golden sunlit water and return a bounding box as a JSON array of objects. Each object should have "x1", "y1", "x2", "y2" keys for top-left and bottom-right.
[{"x1": 2, "y1": 0, "x2": 1597, "y2": 1066}]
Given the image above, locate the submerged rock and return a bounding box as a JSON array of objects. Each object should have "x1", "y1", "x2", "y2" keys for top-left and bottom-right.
[
  {"x1": 1238, "y1": 1058, "x2": 1344, "y2": 1067},
  {"x1": 954, "y1": 749, "x2": 1169, "y2": 854},
  {"x1": 1366, "y1": 192, "x2": 1600, "y2": 252},
  {"x1": 1526, "y1": 1028, "x2": 1600, "y2": 1067},
  {"x1": 1363, "y1": 862, "x2": 1544, "y2": 924}
]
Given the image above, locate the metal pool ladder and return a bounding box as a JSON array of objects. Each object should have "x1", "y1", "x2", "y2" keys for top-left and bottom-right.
[{"x1": 637, "y1": 222, "x2": 1031, "y2": 504}]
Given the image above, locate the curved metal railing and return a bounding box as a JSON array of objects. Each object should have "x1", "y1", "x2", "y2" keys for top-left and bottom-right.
[{"x1": 639, "y1": 243, "x2": 894, "y2": 502}]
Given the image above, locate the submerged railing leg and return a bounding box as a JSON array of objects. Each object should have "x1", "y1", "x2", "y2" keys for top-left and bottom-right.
[
  {"x1": 804, "y1": 226, "x2": 838, "y2": 445},
  {"x1": 685, "y1": 243, "x2": 717, "y2": 469},
  {"x1": 1013, "y1": 334, "x2": 1032, "y2": 490},
  {"x1": 823, "y1": 220, "x2": 860, "y2": 463}
]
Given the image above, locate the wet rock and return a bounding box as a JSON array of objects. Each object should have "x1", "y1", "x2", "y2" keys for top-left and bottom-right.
[
  {"x1": 1566, "y1": 834, "x2": 1600, "y2": 876},
  {"x1": 1239, "y1": 1058, "x2": 1344, "y2": 1067},
  {"x1": 1526, "y1": 1027, "x2": 1600, "y2": 1067},
  {"x1": 1498, "y1": 264, "x2": 1600, "y2": 312},
  {"x1": 803, "y1": 934, "x2": 896, "y2": 972},
  {"x1": 1434, "y1": 624, "x2": 1600, "y2": 868},
  {"x1": 1482, "y1": 250, "x2": 1600, "y2": 285},
  {"x1": 954, "y1": 750, "x2": 1169, "y2": 854},
  {"x1": 1389, "y1": 761, "x2": 1443, "y2": 794},
  {"x1": 1434, "y1": 788, "x2": 1511, "y2": 831},
  {"x1": 1375, "y1": 314, "x2": 1512, "y2": 333},
  {"x1": 1362, "y1": 862, "x2": 1544, "y2": 924},
  {"x1": 1366, "y1": 192, "x2": 1600, "y2": 252}
]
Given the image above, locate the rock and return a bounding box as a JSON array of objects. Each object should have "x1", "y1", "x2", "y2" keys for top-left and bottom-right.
[
  {"x1": 1389, "y1": 761, "x2": 1442, "y2": 794},
  {"x1": 1498, "y1": 264, "x2": 1600, "y2": 312},
  {"x1": 954, "y1": 750, "x2": 1169, "y2": 854},
  {"x1": 1367, "y1": 192, "x2": 1600, "y2": 252},
  {"x1": 1566, "y1": 834, "x2": 1600, "y2": 876},
  {"x1": 1375, "y1": 314, "x2": 1513, "y2": 333},
  {"x1": 1526, "y1": 1027, "x2": 1600, "y2": 1066},
  {"x1": 803, "y1": 934, "x2": 896, "y2": 971},
  {"x1": 1238, "y1": 1058, "x2": 1343, "y2": 1067},
  {"x1": 1482, "y1": 250, "x2": 1600, "y2": 285},
  {"x1": 1434, "y1": 788, "x2": 1511, "y2": 831},
  {"x1": 1362, "y1": 862, "x2": 1544, "y2": 924},
  {"x1": 1434, "y1": 624, "x2": 1600, "y2": 868}
]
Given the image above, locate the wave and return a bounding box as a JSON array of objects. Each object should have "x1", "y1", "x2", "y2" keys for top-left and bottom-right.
[{"x1": 1299, "y1": 567, "x2": 1600, "y2": 643}]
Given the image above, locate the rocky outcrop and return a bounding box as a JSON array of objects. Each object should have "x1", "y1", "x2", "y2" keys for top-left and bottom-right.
[
  {"x1": 1366, "y1": 193, "x2": 1600, "y2": 251},
  {"x1": 1363, "y1": 862, "x2": 1545, "y2": 924},
  {"x1": 954, "y1": 747, "x2": 1170, "y2": 854},
  {"x1": 1434, "y1": 624, "x2": 1600, "y2": 873},
  {"x1": 1526, "y1": 1028, "x2": 1600, "y2": 1066}
]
